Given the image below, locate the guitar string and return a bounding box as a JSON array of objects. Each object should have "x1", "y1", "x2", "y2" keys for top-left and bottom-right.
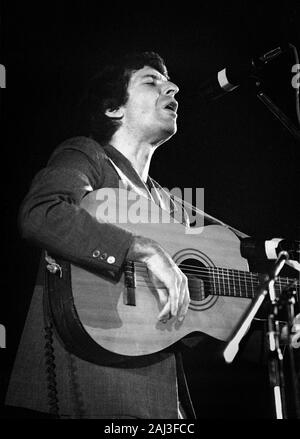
[
  {"x1": 131, "y1": 273, "x2": 297, "y2": 292},
  {"x1": 179, "y1": 265, "x2": 297, "y2": 285},
  {"x1": 132, "y1": 276, "x2": 282, "y2": 289},
  {"x1": 138, "y1": 266, "x2": 297, "y2": 286},
  {"x1": 127, "y1": 269, "x2": 299, "y2": 298},
  {"x1": 129, "y1": 265, "x2": 298, "y2": 288},
  {"x1": 125, "y1": 264, "x2": 299, "y2": 302},
  {"x1": 132, "y1": 280, "x2": 294, "y2": 300},
  {"x1": 130, "y1": 262, "x2": 298, "y2": 283},
  {"x1": 131, "y1": 270, "x2": 290, "y2": 289},
  {"x1": 179, "y1": 268, "x2": 295, "y2": 287},
  {"x1": 132, "y1": 279, "x2": 297, "y2": 298},
  {"x1": 131, "y1": 272, "x2": 262, "y2": 289},
  {"x1": 130, "y1": 261, "x2": 298, "y2": 285},
  {"x1": 132, "y1": 263, "x2": 298, "y2": 284},
  {"x1": 133, "y1": 283, "x2": 260, "y2": 299}
]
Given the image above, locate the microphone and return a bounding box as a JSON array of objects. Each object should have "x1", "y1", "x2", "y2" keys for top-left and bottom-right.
[
  {"x1": 197, "y1": 45, "x2": 287, "y2": 103},
  {"x1": 241, "y1": 237, "x2": 300, "y2": 262}
]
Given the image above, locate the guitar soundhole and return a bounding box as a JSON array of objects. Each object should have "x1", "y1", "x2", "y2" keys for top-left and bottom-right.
[{"x1": 179, "y1": 258, "x2": 211, "y2": 302}]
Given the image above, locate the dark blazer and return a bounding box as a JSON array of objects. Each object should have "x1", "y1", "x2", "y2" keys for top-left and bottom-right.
[{"x1": 5, "y1": 136, "x2": 195, "y2": 419}]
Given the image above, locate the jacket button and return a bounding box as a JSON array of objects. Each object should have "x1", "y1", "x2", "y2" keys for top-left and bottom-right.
[
  {"x1": 92, "y1": 250, "x2": 101, "y2": 258},
  {"x1": 100, "y1": 252, "x2": 108, "y2": 260},
  {"x1": 107, "y1": 256, "x2": 116, "y2": 264}
]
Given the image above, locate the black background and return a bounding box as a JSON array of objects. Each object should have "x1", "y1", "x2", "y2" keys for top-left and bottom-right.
[{"x1": 1, "y1": 1, "x2": 300, "y2": 420}]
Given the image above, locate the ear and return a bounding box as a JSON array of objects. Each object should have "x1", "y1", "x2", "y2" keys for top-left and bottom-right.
[{"x1": 105, "y1": 107, "x2": 124, "y2": 119}]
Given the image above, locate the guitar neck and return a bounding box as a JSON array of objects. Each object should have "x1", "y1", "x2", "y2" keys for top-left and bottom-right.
[{"x1": 204, "y1": 266, "x2": 299, "y2": 301}]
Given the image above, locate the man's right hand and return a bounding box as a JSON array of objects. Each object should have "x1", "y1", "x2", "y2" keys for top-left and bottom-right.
[{"x1": 126, "y1": 235, "x2": 190, "y2": 323}]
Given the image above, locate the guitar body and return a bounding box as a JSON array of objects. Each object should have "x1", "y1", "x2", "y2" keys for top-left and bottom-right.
[
  {"x1": 47, "y1": 188, "x2": 298, "y2": 364},
  {"x1": 65, "y1": 189, "x2": 251, "y2": 358},
  {"x1": 71, "y1": 224, "x2": 250, "y2": 356}
]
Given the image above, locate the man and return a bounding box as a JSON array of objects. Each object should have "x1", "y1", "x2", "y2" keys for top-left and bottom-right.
[
  {"x1": 6, "y1": 50, "x2": 299, "y2": 420},
  {"x1": 5, "y1": 51, "x2": 196, "y2": 419}
]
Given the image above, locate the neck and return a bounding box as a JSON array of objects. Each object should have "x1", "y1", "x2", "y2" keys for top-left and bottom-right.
[{"x1": 110, "y1": 133, "x2": 158, "y2": 182}]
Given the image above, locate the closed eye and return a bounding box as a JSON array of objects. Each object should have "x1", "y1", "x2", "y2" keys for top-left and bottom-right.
[
  {"x1": 144, "y1": 81, "x2": 156, "y2": 86},
  {"x1": 142, "y1": 74, "x2": 163, "y2": 85}
]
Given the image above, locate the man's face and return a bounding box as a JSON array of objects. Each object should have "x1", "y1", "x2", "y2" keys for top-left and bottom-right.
[{"x1": 120, "y1": 66, "x2": 179, "y2": 145}]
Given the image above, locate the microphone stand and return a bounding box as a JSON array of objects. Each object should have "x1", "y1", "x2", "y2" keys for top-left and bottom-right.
[
  {"x1": 255, "y1": 74, "x2": 300, "y2": 416},
  {"x1": 256, "y1": 89, "x2": 300, "y2": 142},
  {"x1": 277, "y1": 282, "x2": 300, "y2": 418},
  {"x1": 223, "y1": 251, "x2": 289, "y2": 418}
]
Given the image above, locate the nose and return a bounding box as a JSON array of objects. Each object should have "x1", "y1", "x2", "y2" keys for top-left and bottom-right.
[{"x1": 162, "y1": 80, "x2": 179, "y2": 97}]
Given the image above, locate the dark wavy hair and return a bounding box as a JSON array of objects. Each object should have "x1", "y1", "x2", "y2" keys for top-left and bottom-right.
[{"x1": 80, "y1": 51, "x2": 169, "y2": 144}]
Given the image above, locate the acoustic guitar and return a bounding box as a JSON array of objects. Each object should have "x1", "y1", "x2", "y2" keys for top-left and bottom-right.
[{"x1": 47, "y1": 188, "x2": 299, "y2": 364}]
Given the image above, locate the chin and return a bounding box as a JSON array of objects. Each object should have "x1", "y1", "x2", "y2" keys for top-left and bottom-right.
[
  {"x1": 163, "y1": 120, "x2": 177, "y2": 136},
  {"x1": 165, "y1": 124, "x2": 177, "y2": 138},
  {"x1": 155, "y1": 129, "x2": 177, "y2": 147},
  {"x1": 150, "y1": 121, "x2": 177, "y2": 146}
]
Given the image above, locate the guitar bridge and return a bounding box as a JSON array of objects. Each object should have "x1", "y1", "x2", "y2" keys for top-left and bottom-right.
[{"x1": 124, "y1": 261, "x2": 136, "y2": 306}]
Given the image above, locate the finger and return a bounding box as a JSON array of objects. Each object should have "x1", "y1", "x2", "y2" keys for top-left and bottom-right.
[
  {"x1": 178, "y1": 276, "x2": 190, "y2": 321},
  {"x1": 177, "y1": 274, "x2": 187, "y2": 309},
  {"x1": 169, "y1": 282, "x2": 179, "y2": 317},
  {"x1": 157, "y1": 300, "x2": 171, "y2": 321},
  {"x1": 180, "y1": 288, "x2": 190, "y2": 322},
  {"x1": 156, "y1": 288, "x2": 168, "y2": 307}
]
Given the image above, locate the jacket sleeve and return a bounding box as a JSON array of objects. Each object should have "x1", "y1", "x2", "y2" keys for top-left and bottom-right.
[{"x1": 18, "y1": 141, "x2": 134, "y2": 279}]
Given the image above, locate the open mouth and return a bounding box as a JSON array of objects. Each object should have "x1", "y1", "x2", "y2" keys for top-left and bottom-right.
[{"x1": 164, "y1": 100, "x2": 178, "y2": 113}]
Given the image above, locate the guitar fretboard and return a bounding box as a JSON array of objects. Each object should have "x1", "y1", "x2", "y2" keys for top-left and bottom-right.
[{"x1": 204, "y1": 266, "x2": 299, "y2": 300}]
